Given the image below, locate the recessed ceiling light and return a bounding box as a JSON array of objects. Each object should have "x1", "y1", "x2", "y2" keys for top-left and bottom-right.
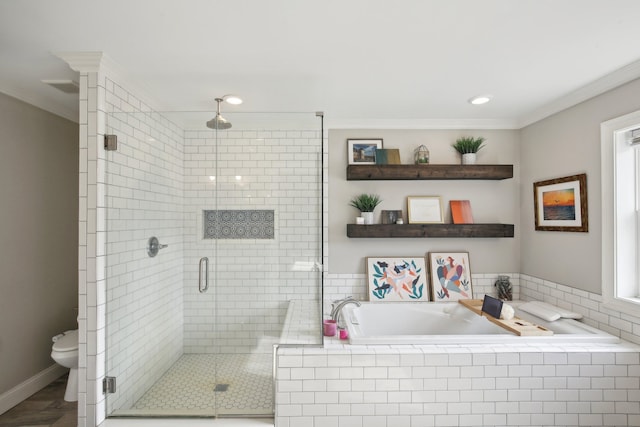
[
  {"x1": 223, "y1": 95, "x2": 243, "y2": 105},
  {"x1": 468, "y1": 95, "x2": 492, "y2": 105}
]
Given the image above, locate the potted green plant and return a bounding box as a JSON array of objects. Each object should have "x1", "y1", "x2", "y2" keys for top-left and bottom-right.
[
  {"x1": 452, "y1": 136, "x2": 486, "y2": 165},
  {"x1": 349, "y1": 193, "x2": 382, "y2": 224}
]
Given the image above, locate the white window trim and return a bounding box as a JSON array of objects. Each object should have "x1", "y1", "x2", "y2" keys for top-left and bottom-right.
[{"x1": 601, "y1": 110, "x2": 640, "y2": 317}]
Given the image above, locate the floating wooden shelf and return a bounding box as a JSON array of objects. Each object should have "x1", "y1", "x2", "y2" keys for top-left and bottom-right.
[
  {"x1": 346, "y1": 223, "x2": 514, "y2": 238},
  {"x1": 346, "y1": 164, "x2": 513, "y2": 180}
]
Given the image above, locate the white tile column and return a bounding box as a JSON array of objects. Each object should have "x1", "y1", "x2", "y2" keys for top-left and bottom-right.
[{"x1": 58, "y1": 52, "x2": 108, "y2": 427}]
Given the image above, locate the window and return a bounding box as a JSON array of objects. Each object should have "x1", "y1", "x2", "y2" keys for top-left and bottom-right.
[{"x1": 601, "y1": 110, "x2": 640, "y2": 315}]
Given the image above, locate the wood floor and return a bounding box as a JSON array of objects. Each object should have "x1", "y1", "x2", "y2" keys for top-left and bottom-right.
[{"x1": 0, "y1": 374, "x2": 76, "y2": 427}]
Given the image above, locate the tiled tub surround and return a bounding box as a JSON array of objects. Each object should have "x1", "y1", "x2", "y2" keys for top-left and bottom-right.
[
  {"x1": 272, "y1": 273, "x2": 640, "y2": 427},
  {"x1": 276, "y1": 342, "x2": 640, "y2": 427}
]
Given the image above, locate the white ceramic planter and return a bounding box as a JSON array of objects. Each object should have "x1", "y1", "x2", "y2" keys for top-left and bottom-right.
[
  {"x1": 361, "y1": 212, "x2": 374, "y2": 225},
  {"x1": 462, "y1": 153, "x2": 477, "y2": 165}
]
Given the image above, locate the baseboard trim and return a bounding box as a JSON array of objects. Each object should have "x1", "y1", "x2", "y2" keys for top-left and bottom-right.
[{"x1": 0, "y1": 364, "x2": 67, "y2": 415}]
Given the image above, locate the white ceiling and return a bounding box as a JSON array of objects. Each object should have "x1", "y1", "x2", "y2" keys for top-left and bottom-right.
[{"x1": 2, "y1": 0, "x2": 640, "y2": 128}]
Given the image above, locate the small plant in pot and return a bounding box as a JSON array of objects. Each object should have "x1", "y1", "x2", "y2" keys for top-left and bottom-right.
[
  {"x1": 452, "y1": 136, "x2": 485, "y2": 165},
  {"x1": 349, "y1": 193, "x2": 382, "y2": 225}
]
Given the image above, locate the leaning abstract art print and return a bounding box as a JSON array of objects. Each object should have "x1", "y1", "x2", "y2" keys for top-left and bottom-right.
[
  {"x1": 533, "y1": 173, "x2": 588, "y2": 232},
  {"x1": 428, "y1": 252, "x2": 473, "y2": 302},
  {"x1": 366, "y1": 257, "x2": 429, "y2": 302}
]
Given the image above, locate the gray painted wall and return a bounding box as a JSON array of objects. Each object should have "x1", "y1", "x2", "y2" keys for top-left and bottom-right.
[
  {"x1": 0, "y1": 93, "x2": 78, "y2": 394},
  {"x1": 328, "y1": 129, "x2": 521, "y2": 274},
  {"x1": 520, "y1": 78, "x2": 640, "y2": 295}
]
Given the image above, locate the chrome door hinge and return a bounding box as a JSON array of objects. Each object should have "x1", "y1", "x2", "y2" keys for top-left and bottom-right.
[
  {"x1": 103, "y1": 376, "x2": 116, "y2": 394},
  {"x1": 104, "y1": 134, "x2": 118, "y2": 151}
]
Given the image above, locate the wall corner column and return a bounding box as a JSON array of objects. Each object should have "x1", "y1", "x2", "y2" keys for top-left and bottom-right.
[{"x1": 60, "y1": 52, "x2": 108, "y2": 427}]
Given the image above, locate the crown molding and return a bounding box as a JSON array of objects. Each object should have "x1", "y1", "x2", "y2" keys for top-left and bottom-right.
[
  {"x1": 517, "y1": 58, "x2": 640, "y2": 128},
  {"x1": 56, "y1": 51, "x2": 165, "y2": 112},
  {"x1": 325, "y1": 117, "x2": 519, "y2": 130},
  {"x1": 55, "y1": 51, "x2": 104, "y2": 73}
]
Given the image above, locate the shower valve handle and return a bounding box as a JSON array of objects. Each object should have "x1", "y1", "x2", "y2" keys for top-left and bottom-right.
[{"x1": 147, "y1": 236, "x2": 168, "y2": 257}]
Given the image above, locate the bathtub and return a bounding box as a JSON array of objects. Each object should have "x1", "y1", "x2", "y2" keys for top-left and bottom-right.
[{"x1": 343, "y1": 301, "x2": 619, "y2": 345}]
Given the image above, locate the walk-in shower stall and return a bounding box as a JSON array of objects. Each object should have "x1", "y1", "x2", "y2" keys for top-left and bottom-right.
[{"x1": 103, "y1": 110, "x2": 323, "y2": 417}]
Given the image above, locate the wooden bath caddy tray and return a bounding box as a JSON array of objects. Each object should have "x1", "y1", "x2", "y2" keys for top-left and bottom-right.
[{"x1": 458, "y1": 299, "x2": 553, "y2": 336}]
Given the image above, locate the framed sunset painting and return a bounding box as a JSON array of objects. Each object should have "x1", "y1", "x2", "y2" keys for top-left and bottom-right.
[{"x1": 533, "y1": 173, "x2": 588, "y2": 232}]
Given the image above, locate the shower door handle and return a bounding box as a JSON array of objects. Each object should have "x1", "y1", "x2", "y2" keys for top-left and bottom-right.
[{"x1": 199, "y1": 257, "x2": 209, "y2": 293}]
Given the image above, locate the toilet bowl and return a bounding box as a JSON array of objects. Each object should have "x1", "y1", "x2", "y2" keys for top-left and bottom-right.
[{"x1": 50, "y1": 329, "x2": 78, "y2": 402}]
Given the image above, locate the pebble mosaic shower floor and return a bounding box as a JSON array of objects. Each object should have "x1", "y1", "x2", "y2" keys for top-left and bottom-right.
[{"x1": 114, "y1": 353, "x2": 273, "y2": 417}]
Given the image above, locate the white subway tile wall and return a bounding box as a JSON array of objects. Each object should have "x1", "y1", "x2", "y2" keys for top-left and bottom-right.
[
  {"x1": 519, "y1": 274, "x2": 640, "y2": 346},
  {"x1": 322, "y1": 273, "x2": 520, "y2": 316}
]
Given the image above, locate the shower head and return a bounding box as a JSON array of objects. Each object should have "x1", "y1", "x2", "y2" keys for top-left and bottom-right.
[{"x1": 206, "y1": 97, "x2": 232, "y2": 130}]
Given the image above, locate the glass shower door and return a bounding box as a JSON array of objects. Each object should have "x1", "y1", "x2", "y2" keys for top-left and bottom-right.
[
  {"x1": 200, "y1": 111, "x2": 324, "y2": 416},
  {"x1": 104, "y1": 110, "x2": 199, "y2": 416}
]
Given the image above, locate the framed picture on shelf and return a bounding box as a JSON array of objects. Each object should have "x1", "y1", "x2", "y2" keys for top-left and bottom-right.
[
  {"x1": 375, "y1": 148, "x2": 401, "y2": 165},
  {"x1": 366, "y1": 256, "x2": 429, "y2": 302},
  {"x1": 407, "y1": 196, "x2": 444, "y2": 224},
  {"x1": 427, "y1": 252, "x2": 473, "y2": 302},
  {"x1": 450, "y1": 200, "x2": 474, "y2": 224},
  {"x1": 347, "y1": 139, "x2": 383, "y2": 165},
  {"x1": 533, "y1": 173, "x2": 588, "y2": 232}
]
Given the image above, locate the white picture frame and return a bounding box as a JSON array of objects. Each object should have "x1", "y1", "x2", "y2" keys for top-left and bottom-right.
[
  {"x1": 407, "y1": 196, "x2": 444, "y2": 224},
  {"x1": 347, "y1": 139, "x2": 383, "y2": 165}
]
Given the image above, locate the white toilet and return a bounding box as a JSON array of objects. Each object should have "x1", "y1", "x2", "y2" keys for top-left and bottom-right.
[{"x1": 50, "y1": 329, "x2": 79, "y2": 402}]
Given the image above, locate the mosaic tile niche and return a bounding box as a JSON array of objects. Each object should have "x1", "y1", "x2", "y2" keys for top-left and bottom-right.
[{"x1": 204, "y1": 209, "x2": 275, "y2": 239}]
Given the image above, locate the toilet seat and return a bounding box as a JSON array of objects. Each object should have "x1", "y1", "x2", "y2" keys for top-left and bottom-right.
[{"x1": 52, "y1": 329, "x2": 78, "y2": 352}]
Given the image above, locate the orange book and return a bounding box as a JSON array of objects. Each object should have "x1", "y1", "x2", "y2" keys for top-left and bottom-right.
[{"x1": 451, "y1": 200, "x2": 474, "y2": 224}]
